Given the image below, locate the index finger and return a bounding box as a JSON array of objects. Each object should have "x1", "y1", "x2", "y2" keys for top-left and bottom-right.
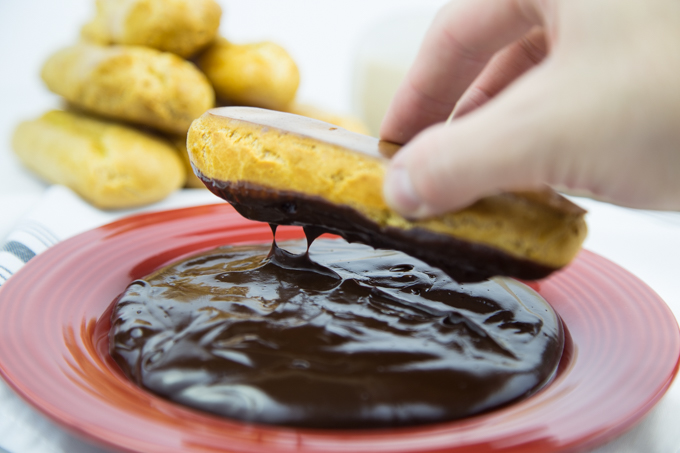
[{"x1": 380, "y1": 0, "x2": 545, "y2": 144}]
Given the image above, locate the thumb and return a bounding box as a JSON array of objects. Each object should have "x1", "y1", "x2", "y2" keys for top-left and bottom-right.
[{"x1": 383, "y1": 71, "x2": 562, "y2": 217}]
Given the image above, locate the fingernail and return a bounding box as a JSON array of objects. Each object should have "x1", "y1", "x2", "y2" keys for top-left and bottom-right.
[{"x1": 384, "y1": 163, "x2": 423, "y2": 216}]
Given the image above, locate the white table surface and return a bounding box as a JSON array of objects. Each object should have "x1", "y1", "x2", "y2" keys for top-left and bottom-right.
[{"x1": 1, "y1": 1, "x2": 679, "y2": 452}]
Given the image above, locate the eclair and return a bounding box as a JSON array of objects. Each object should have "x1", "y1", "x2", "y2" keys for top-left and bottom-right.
[
  {"x1": 13, "y1": 110, "x2": 185, "y2": 209},
  {"x1": 187, "y1": 107, "x2": 587, "y2": 282},
  {"x1": 41, "y1": 43, "x2": 214, "y2": 134},
  {"x1": 81, "y1": 0, "x2": 221, "y2": 58},
  {"x1": 198, "y1": 38, "x2": 299, "y2": 110}
]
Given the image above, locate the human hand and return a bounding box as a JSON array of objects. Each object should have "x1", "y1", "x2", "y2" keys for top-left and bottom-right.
[{"x1": 381, "y1": 0, "x2": 680, "y2": 217}]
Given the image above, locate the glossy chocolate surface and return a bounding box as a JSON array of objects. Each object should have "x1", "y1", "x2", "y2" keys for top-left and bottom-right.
[
  {"x1": 200, "y1": 178, "x2": 557, "y2": 283},
  {"x1": 110, "y1": 237, "x2": 563, "y2": 429}
]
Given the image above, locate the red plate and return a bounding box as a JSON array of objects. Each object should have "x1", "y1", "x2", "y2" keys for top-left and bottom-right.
[{"x1": 0, "y1": 203, "x2": 678, "y2": 453}]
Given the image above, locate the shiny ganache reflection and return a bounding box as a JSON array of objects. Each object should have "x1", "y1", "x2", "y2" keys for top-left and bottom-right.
[{"x1": 110, "y1": 237, "x2": 563, "y2": 429}]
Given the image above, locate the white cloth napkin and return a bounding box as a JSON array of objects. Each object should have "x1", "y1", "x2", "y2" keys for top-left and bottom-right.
[
  {"x1": 0, "y1": 185, "x2": 218, "y2": 453},
  {"x1": 1, "y1": 185, "x2": 680, "y2": 453}
]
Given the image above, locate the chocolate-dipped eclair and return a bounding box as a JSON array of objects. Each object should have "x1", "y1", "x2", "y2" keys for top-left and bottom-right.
[{"x1": 187, "y1": 107, "x2": 587, "y2": 282}]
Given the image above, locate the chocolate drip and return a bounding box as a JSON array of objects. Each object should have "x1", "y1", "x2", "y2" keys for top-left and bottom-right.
[{"x1": 268, "y1": 227, "x2": 341, "y2": 281}]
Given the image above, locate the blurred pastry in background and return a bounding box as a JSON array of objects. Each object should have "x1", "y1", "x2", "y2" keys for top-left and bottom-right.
[
  {"x1": 198, "y1": 38, "x2": 299, "y2": 110},
  {"x1": 285, "y1": 103, "x2": 370, "y2": 135},
  {"x1": 12, "y1": 110, "x2": 185, "y2": 209},
  {"x1": 169, "y1": 135, "x2": 205, "y2": 188},
  {"x1": 41, "y1": 43, "x2": 215, "y2": 134},
  {"x1": 81, "y1": 0, "x2": 221, "y2": 58}
]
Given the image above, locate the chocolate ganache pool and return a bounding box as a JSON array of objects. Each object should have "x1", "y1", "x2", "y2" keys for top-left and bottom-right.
[{"x1": 110, "y1": 236, "x2": 564, "y2": 429}]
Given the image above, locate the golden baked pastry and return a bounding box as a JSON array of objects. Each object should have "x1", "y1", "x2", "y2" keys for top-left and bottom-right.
[
  {"x1": 13, "y1": 110, "x2": 185, "y2": 209},
  {"x1": 198, "y1": 38, "x2": 299, "y2": 110},
  {"x1": 188, "y1": 107, "x2": 587, "y2": 282},
  {"x1": 81, "y1": 0, "x2": 221, "y2": 58},
  {"x1": 285, "y1": 103, "x2": 370, "y2": 135},
  {"x1": 169, "y1": 135, "x2": 205, "y2": 189},
  {"x1": 41, "y1": 43, "x2": 214, "y2": 134}
]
